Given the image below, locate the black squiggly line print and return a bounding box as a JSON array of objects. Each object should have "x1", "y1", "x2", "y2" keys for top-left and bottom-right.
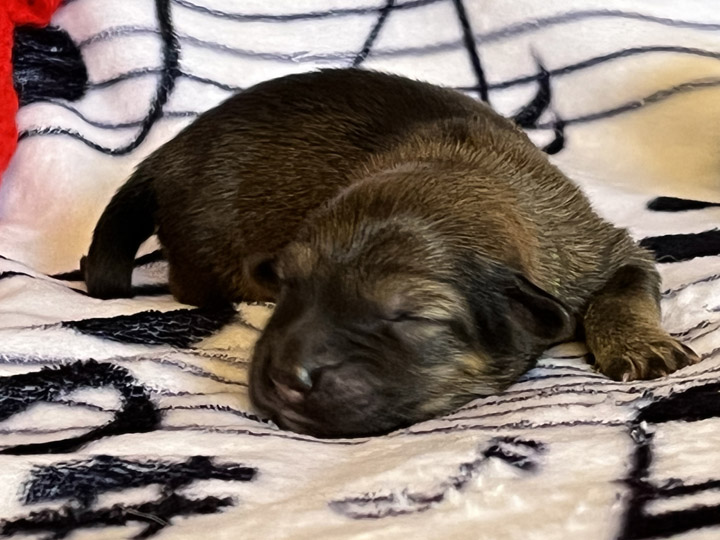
[
  {"x1": 0, "y1": 360, "x2": 160, "y2": 455},
  {"x1": 452, "y1": 0, "x2": 488, "y2": 102},
  {"x1": 172, "y1": 0, "x2": 440, "y2": 22},
  {"x1": 620, "y1": 383, "x2": 720, "y2": 539},
  {"x1": 330, "y1": 438, "x2": 544, "y2": 519},
  {"x1": 640, "y1": 229, "x2": 720, "y2": 263},
  {"x1": 648, "y1": 197, "x2": 720, "y2": 212},
  {"x1": 352, "y1": 0, "x2": 395, "y2": 67},
  {"x1": 18, "y1": 0, "x2": 181, "y2": 156},
  {"x1": 1, "y1": 456, "x2": 256, "y2": 539}
]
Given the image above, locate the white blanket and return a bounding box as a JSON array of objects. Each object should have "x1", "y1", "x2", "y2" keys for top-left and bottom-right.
[{"x1": 1, "y1": 1, "x2": 719, "y2": 539}]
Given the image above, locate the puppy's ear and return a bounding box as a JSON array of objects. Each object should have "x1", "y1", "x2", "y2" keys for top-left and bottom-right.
[
  {"x1": 459, "y1": 254, "x2": 575, "y2": 353},
  {"x1": 245, "y1": 252, "x2": 280, "y2": 296},
  {"x1": 503, "y1": 273, "x2": 575, "y2": 343}
]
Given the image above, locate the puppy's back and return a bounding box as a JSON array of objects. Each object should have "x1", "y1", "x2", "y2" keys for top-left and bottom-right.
[{"x1": 86, "y1": 68, "x2": 529, "y2": 302}]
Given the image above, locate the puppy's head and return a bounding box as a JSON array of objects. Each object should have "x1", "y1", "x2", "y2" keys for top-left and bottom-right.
[{"x1": 248, "y1": 202, "x2": 574, "y2": 438}]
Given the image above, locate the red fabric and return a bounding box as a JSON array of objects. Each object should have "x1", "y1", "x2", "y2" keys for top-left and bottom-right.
[{"x1": 0, "y1": 0, "x2": 63, "y2": 181}]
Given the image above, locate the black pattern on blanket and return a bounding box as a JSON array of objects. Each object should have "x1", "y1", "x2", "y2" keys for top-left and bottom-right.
[{"x1": 1, "y1": 1, "x2": 719, "y2": 538}]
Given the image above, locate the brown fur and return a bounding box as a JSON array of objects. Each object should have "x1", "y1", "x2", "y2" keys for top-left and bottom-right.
[{"x1": 84, "y1": 68, "x2": 699, "y2": 438}]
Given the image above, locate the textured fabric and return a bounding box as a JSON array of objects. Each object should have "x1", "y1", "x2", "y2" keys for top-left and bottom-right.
[
  {"x1": 0, "y1": 0, "x2": 62, "y2": 180},
  {"x1": 0, "y1": 1, "x2": 719, "y2": 539}
]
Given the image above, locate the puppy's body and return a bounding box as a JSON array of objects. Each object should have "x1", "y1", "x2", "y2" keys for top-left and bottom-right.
[
  {"x1": 88, "y1": 69, "x2": 494, "y2": 304},
  {"x1": 85, "y1": 69, "x2": 698, "y2": 437}
]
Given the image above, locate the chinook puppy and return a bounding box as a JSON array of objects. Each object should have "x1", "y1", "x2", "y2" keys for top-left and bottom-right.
[{"x1": 84, "y1": 68, "x2": 699, "y2": 438}]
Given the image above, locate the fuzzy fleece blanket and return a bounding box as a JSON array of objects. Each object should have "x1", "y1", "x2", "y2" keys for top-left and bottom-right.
[{"x1": 1, "y1": 1, "x2": 720, "y2": 539}]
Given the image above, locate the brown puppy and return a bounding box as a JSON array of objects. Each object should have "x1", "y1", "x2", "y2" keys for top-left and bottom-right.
[{"x1": 84, "y1": 68, "x2": 699, "y2": 438}]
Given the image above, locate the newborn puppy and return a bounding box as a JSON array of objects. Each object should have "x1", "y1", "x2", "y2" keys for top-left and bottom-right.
[{"x1": 84, "y1": 68, "x2": 699, "y2": 438}]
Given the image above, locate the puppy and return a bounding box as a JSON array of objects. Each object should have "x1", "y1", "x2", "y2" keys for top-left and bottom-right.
[{"x1": 83, "y1": 68, "x2": 699, "y2": 438}]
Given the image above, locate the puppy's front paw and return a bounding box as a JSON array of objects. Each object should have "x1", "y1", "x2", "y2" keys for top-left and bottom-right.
[{"x1": 594, "y1": 335, "x2": 700, "y2": 382}]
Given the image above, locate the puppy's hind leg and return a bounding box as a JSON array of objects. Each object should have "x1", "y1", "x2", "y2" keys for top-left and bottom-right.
[
  {"x1": 583, "y1": 264, "x2": 700, "y2": 381},
  {"x1": 168, "y1": 257, "x2": 231, "y2": 308}
]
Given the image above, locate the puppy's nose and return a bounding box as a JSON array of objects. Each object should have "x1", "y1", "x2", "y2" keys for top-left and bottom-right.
[{"x1": 270, "y1": 365, "x2": 314, "y2": 404}]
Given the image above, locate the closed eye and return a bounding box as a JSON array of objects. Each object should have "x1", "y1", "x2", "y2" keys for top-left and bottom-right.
[{"x1": 384, "y1": 311, "x2": 448, "y2": 325}]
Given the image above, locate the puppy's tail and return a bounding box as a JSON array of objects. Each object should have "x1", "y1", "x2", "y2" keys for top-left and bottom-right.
[{"x1": 83, "y1": 169, "x2": 158, "y2": 299}]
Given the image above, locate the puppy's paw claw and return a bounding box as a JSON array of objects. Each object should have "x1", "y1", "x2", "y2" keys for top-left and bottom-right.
[{"x1": 595, "y1": 336, "x2": 700, "y2": 382}]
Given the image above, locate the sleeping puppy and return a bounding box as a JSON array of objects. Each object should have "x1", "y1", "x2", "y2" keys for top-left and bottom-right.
[{"x1": 83, "y1": 68, "x2": 699, "y2": 438}]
